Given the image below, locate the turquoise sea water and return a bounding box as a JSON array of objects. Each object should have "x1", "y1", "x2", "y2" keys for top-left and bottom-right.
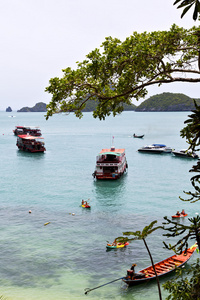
[{"x1": 0, "y1": 111, "x2": 199, "y2": 300}]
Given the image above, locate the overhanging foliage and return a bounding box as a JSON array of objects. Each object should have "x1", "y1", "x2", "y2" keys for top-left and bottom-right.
[{"x1": 45, "y1": 25, "x2": 200, "y2": 120}]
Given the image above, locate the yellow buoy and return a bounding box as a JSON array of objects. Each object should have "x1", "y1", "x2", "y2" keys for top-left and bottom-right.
[{"x1": 44, "y1": 222, "x2": 50, "y2": 226}]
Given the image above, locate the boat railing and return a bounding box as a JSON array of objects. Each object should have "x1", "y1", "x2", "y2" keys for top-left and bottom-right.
[{"x1": 97, "y1": 157, "x2": 120, "y2": 163}]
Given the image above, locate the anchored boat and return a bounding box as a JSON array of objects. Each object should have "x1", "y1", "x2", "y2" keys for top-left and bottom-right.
[
  {"x1": 13, "y1": 126, "x2": 42, "y2": 136},
  {"x1": 138, "y1": 144, "x2": 172, "y2": 154},
  {"x1": 16, "y1": 135, "x2": 46, "y2": 153},
  {"x1": 172, "y1": 149, "x2": 199, "y2": 159},
  {"x1": 122, "y1": 244, "x2": 197, "y2": 286},
  {"x1": 133, "y1": 134, "x2": 144, "y2": 138},
  {"x1": 93, "y1": 146, "x2": 128, "y2": 180}
]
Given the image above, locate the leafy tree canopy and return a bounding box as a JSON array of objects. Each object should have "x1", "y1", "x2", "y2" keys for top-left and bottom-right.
[
  {"x1": 174, "y1": 0, "x2": 200, "y2": 20},
  {"x1": 45, "y1": 25, "x2": 200, "y2": 120},
  {"x1": 163, "y1": 258, "x2": 200, "y2": 300}
]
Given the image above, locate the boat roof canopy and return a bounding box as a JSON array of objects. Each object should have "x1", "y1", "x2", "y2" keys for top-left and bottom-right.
[
  {"x1": 18, "y1": 135, "x2": 44, "y2": 140},
  {"x1": 15, "y1": 126, "x2": 40, "y2": 129},
  {"x1": 99, "y1": 151, "x2": 121, "y2": 156},
  {"x1": 152, "y1": 144, "x2": 166, "y2": 147},
  {"x1": 99, "y1": 148, "x2": 125, "y2": 156}
]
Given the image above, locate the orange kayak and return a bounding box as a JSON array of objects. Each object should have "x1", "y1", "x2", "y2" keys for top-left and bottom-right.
[{"x1": 172, "y1": 214, "x2": 188, "y2": 218}]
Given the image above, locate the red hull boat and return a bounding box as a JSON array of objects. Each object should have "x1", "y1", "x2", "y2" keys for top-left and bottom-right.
[
  {"x1": 13, "y1": 126, "x2": 41, "y2": 136},
  {"x1": 16, "y1": 135, "x2": 46, "y2": 153}
]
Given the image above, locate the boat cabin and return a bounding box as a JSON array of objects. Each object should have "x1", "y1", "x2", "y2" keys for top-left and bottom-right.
[
  {"x1": 13, "y1": 126, "x2": 42, "y2": 136},
  {"x1": 94, "y1": 146, "x2": 127, "y2": 179},
  {"x1": 16, "y1": 134, "x2": 46, "y2": 153}
]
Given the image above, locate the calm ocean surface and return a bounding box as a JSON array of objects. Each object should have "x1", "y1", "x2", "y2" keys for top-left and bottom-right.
[{"x1": 0, "y1": 111, "x2": 199, "y2": 300}]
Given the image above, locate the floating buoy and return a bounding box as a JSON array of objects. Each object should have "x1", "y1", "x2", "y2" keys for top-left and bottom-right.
[
  {"x1": 44, "y1": 222, "x2": 50, "y2": 226},
  {"x1": 72, "y1": 213, "x2": 75, "y2": 216}
]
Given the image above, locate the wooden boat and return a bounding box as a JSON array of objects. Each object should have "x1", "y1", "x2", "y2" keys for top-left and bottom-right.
[
  {"x1": 16, "y1": 135, "x2": 46, "y2": 153},
  {"x1": 133, "y1": 134, "x2": 144, "y2": 138},
  {"x1": 172, "y1": 213, "x2": 188, "y2": 218},
  {"x1": 106, "y1": 242, "x2": 129, "y2": 249},
  {"x1": 122, "y1": 244, "x2": 197, "y2": 286},
  {"x1": 13, "y1": 126, "x2": 41, "y2": 136}
]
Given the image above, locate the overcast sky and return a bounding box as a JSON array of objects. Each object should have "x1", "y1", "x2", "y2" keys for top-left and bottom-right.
[{"x1": 0, "y1": 0, "x2": 198, "y2": 111}]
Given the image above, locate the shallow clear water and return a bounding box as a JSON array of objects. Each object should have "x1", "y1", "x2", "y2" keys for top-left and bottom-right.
[{"x1": 0, "y1": 111, "x2": 198, "y2": 299}]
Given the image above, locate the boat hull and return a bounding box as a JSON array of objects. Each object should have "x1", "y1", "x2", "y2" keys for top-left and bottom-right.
[
  {"x1": 172, "y1": 214, "x2": 188, "y2": 218},
  {"x1": 95, "y1": 169, "x2": 127, "y2": 180},
  {"x1": 82, "y1": 204, "x2": 91, "y2": 209},
  {"x1": 133, "y1": 134, "x2": 144, "y2": 138},
  {"x1": 122, "y1": 244, "x2": 197, "y2": 286},
  {"x1": 172, "y1": 150, "x2": 199, "y2": 159},
  {"x1": 106, "y1": 242, "x2": 129, "y2": 249},
  {"x1": 138, "y1": 149, "x2": 164, "y2": 154}
]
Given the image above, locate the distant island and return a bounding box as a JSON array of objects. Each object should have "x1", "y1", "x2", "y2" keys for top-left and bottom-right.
[
  {"x1": 17, "y1": 93, "x2": 200, "y2": 113},
  {"x1": 135, "y1": 92, "x2": 200, "y2": 112},
  {"x1": 17, "y1": 102, "x2": 47, "y2": 112},
  {"x1": 78, "y1": 93, "x2": 200, "y2": 112},
  {"x1": 6, "y1": 106, "x2": 12, "y2": 112}
]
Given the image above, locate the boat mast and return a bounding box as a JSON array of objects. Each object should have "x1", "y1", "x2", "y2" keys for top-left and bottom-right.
[{"x1": 111, "y1": 136, "x2": 115, "y2": 151}]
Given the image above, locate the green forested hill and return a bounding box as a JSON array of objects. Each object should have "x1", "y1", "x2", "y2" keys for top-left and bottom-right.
[
  {"x1": 17, "y1": 102, "x2": 47, "y2": 112},
  {"x1": 82, "y1": 100, "x2": 136, "y2": 112},
  {"x1": 135, "y1": 93, "x2": 200, "y2": 111},
  {"x1": 17, "y1": 93, "x2": 200, "y2": 113}
]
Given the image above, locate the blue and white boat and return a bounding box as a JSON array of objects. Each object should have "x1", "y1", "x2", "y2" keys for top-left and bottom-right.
[{"x1": 138, "y1": 144, "x2": 172, "y2": 154}]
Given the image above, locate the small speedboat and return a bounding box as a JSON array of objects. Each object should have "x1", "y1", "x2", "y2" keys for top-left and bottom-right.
[
  {"x1": 172, "y1": 149, "x2": 199, "y2": 159},
  {"x1": 138, "y1": 144, "x2": 172, "y2": 154},
  {"x1": 106, "y1": 242, "x2": 129, "y2": 249}
]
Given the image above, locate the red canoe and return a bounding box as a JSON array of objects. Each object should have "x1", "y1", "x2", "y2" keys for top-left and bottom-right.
[
  {"x1": 82, "y1": 204, "x2": 91, "y2": 209},
  {"x1": 172, "y1": 213, "x2": 188, "y2": 218},
  {"x1": 122, "y1": 244, "x2": 197, "y2": 286}
]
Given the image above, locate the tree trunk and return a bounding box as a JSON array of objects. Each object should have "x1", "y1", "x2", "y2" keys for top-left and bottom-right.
[
  {"x1": 195, "y1": 228, "x2": 200, "y2": 250},
  {"x1": 143, "y1": 238, "x2": 162, "y2": 300}
]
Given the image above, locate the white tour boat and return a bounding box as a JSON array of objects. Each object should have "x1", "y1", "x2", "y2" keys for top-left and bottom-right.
[{"x1": 93, "y1": 146, "x2": 128, "y2": 180}]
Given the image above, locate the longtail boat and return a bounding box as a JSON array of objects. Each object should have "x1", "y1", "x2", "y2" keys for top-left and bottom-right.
[
  {"x1": 122, "y1": 244, "x2": 197, "y2": 286},
  {"x1": 133, "y1": 134, "x2": 144, "y2": 138}
]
